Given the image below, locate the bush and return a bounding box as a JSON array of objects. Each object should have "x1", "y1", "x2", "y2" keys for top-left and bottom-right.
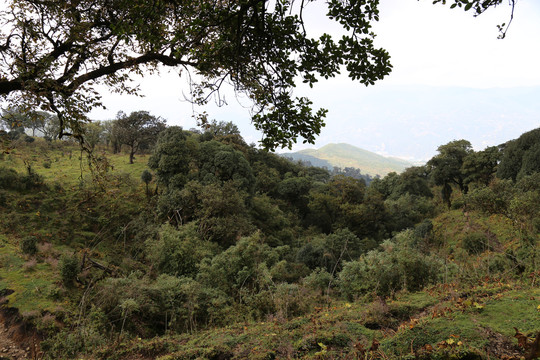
[
  {"x1": 462, "y1": 232, "x2": 490, "y2": 255},
  {"x1": 43, "y1": 160, "x2": 52, "y2": 169},
  {"x1": 59, "y1": 254, "x2": 80, "y2": 287},
  {"x1": 146, "y1": 223, "x2": 218, "y2": 277},
  {"x1": 303, "y1": 267, "x2": 333, "y2": 295},
  {"x1": 20, "y1": 236, "x2": 38, "y2": 256},
  {"x1": 0, "y1": 167, "x2": 19, "y2": 190},
  {"x1": 414, "y1": 219, "x2": 434, "y2": 247},
  {"x1": 339, "y1": 240, "x2": 441, "y2": 300},
  {"x1": 465, "y1": 180, "x2": 514, "y2": 215}
]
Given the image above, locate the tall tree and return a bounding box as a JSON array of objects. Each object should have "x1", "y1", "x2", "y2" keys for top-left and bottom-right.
[
  {"x1": 115, "y1": 111, "x2": 166, "y2": 164},
  {"x1": 428, "y1": 139, "x2": 473, "y2": 207},
  {"x1": 462, "y1": 146, "x2": 500, "y2": 186},
  {"x1": 497, "y1": 128, "x2": 540, "y2": 181},
  {"x1": 148, "y1": 126, "x2": 198, "y2": 189}
]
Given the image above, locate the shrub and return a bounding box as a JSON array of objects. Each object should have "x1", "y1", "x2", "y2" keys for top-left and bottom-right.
[
  {"x1": 466, "y1": 180, "x2": 514, "y2": 215},
  {"x1": 533, "y1": 217, "x2": 540, "y2": 234},
  {"x1": 43, "y1": 160, "x2": 52, "y2": 169},
  {"x1": 339, "y1": 240, "x2": 441, "y2": 300},
  {"x1": 146, "y1": 223, "x2": 218, "y2": 277},
  {"x1": 59, "y1": 254, "x2": 80, "y2": 287},
  {"x1": 0, "y1": 167, "x2": 18, "y2": 190},
  {"x1": 462, "y1": 232, "x2": 490, "y2": 255},
  {"x1": 303, "y1": 267, "x2": 333, "y2": 295},
  {"x1": 296, "y1": 229, "x2": 369, "y2": 273},
  {"x1": 20, "y1": 236, "x2": 38, "y2": 255},
  {"x1": 141, "y1": 169, "x2": 152, "y2": 185}
]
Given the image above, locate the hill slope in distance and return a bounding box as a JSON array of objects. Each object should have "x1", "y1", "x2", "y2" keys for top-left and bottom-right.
[{"x1": 282, "y1": 143, "x2": 413, "y2": 177}]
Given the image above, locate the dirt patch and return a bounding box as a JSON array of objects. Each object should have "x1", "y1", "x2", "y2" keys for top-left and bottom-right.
[
  {"x1": 0, "y1": 291, "x2": 41, "y2": 360},
  {"x1": 479, "y1": 326, "x2": 523, "y2": 360}
]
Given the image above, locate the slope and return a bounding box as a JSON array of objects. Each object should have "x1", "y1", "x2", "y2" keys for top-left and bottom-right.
[{"x1": 283, "y1": 143, "x2": 412, "y2": 176}]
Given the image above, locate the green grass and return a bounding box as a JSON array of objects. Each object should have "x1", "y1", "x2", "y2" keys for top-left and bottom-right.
[
  {"x1": 89, "y1": 283, "x2": 540, "y2": 360},
  {"x1": 0, "y1": 234, "x2": 60, "y2": 314},
  {"x1": 2, "y1": 140, "x2": 151, "y2": 187}
]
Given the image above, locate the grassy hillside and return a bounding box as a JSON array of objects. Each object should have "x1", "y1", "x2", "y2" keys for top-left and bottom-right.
[
  {"x1": 0, "y1": 136, "x2": 538, "y2": 360},
  {"x1": 284, "y1": 143, "x2": 412, "y2": 176}
]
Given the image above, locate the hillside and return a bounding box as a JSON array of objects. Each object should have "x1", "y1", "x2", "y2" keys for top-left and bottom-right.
[
  {"x1": 283, "y1": 143, "x2": 413, "y2": 176},
  {"x1": 0, "y1": 128, "x2": 539, "y2": 360}
]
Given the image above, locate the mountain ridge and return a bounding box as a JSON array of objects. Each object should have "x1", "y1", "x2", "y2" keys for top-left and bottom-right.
[{"x1": 282, "y1": 142, "x2": 413, "y2": 176}]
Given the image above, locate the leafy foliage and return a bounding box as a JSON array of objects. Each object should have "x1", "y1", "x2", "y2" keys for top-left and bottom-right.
[
  {"x1": 0, "y1": 0, "x2": 392, "y2": 149},
  {"x1": 498, "y1": 128, "x2": 540, "y2": 181},
  {"x1": 339, "y1": 235, "x2": 441, "y2": 299},
  {"x1": 1, "y1": 124, "x2": 540, "y2": 360}
]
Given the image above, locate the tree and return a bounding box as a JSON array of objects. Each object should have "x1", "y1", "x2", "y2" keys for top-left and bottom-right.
[
  {"x1": 199, "y1": 120, "x2": 241, "y2": 142},
  {"x1": 197, "y1": 141, "x2": 255, "y2": 192},
  {"x1": 141, "y1": 170, "x2": 153, "y2": 197},
  {"x1": 497, "y1": 128, "x2": 540, "y2": 181},
  {"x1": 391, "y1": 166, "x2": 433, "y2": 199},
  {"x1": 148, "y1": 126, "x2": 198, "y2": 189},
  {"x1": 0, "y1": 0, "x2": 392, "y2": 149},
  {"x1": 427, "y1": 139, "x2": 473, "y2": 207},
  {"x1": 82, "y1": 121, "x2": 104, "y2": 151},
  {"x1": 34, "y1": 111, "x2": 61, "y2": 141},
  {"x1": 102, "y1": 120, "x2": 122, "y2": 153},
  {"x1": 115, "y1": 111, "x2": 166, "y2": 164},
  {"x1": 462, "y1": 146, "x2": 500, "y2": 186}
]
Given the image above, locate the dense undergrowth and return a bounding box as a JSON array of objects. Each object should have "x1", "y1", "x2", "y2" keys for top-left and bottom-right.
[{"x1": 0, "y1": 129, "x2": 539, "y2": 359}]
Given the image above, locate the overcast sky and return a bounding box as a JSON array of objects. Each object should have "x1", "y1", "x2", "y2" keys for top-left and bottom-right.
[{"x1": 90, "y1": 0, "x2": 540, "y2": 161}]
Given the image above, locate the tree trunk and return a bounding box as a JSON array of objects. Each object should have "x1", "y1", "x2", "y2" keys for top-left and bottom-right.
[{"x1": 129, "y1": 148, "x2": 135, "y2": 164}]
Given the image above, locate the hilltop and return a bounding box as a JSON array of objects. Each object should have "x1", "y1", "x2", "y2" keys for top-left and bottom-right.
[{"x1": 282, "y1": 143, "x2": 413, "y2": 176}]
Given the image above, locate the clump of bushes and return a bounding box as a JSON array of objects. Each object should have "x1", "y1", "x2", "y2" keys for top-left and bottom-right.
[
  {"x1": 0, "y1": 166, "x2": 44, "y2": 191},
  {"x1": 59, "y1": 254, "x2": 80, "y2": 287},
  {"x1": 338, "y1": 235, "x2": 441, "y2": 300},
  {"x1": 20, "y1": 235, "x2": 38, "y2": 255},
  {"x1": 462, "y1": 232, "x2": 490, "y2": 255}
]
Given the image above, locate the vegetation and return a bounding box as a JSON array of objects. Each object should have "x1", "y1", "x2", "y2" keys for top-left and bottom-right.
[
  {"x1": 0, "y1": 0, "x2": 516, "y2": 150},
  {"x1": 0, "y1": 123, "x2": 538, "y2": 359},
  {"x1": 0, "y1": 0, "x2": 530, "y2": 357},
  {"x1": 285, "y1": 143, "x2": 412, "y2": 178}
]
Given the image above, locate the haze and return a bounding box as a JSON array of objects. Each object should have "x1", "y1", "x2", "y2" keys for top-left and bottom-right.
[{"x1": 90, "y1": 0, "x2": 540, "y2": 161}]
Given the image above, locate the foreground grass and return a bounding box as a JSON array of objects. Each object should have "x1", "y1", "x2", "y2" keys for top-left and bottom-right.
[{"x1": 90, "y1": 282, "x2": 539, "y2": 360}]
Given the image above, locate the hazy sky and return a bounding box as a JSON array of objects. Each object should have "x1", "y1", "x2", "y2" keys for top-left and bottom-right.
[{"x1": 90, "y1": 0, "x2": 540, "y2": 160}]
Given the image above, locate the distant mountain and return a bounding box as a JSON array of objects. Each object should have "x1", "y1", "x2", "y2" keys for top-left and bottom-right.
[{"x1": 282, "y1": 143, "x2": 413, "y2": 176}]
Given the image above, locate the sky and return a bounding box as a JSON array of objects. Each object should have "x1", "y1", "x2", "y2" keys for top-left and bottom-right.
[{"x1": 90, "y1": 0, "x2": 540, "y2": 161}]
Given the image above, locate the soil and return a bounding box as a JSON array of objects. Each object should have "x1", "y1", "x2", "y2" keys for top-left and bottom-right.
[
  {"x1": 0, "y1": 291, "x2": 39, "y2": 360},
  {"x1": 0, "y1": 324, "x2": 30, "y2": 360}
]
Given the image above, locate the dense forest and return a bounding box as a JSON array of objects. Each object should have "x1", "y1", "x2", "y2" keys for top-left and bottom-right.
[{"x1": 0, "y1": 110, "x2": 539, "y2": 359}]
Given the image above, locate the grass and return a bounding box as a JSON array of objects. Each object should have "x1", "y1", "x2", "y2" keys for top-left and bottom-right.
[
  {"x1": 2, "y1": 139, "x2": 151, "y2": 187},
  {"x1": 0, "y1": 140, "x2": 150, "y2": 321},
  {"x1": 89, "y1": 282, "x2": 539, "y2": 359},
  {"x1": 0, "y1": 234, "x2": 60, "y2": 314}
]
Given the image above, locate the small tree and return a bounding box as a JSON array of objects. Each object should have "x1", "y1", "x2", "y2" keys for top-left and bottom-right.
[
  {"x1": 115, "y1": 111, "x2": 166, "y2": 164},
  {"x1": 141, "y1": 170, "x2": 153, "y2": 196},
  {"x1": 60, "y1": 254, "x2": 80, "y2": 288},
  {"x1": 21, "y1": 236, "x2": 38, "y2": 256}
]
